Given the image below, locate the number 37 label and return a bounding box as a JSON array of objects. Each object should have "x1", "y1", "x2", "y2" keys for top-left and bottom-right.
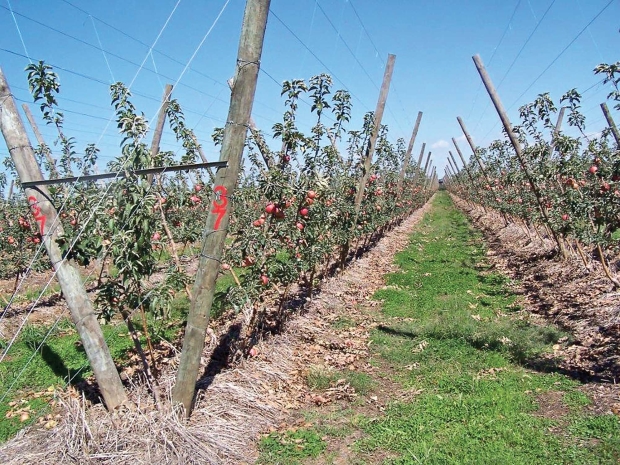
[
  {"x1": 211, "y1": 185, "x2": 228, "y2": 230},
  {"x1": 28, "y1": 196, "x2": 47, "y2": 234}
]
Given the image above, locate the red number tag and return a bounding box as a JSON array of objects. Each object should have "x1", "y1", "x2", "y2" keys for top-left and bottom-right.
[
  {"x1": 28, "y1": 196, "x2": 47, "y2": 234},
  {"x1": 211, "y1": 185, "x2": 228, "y2": 230}
]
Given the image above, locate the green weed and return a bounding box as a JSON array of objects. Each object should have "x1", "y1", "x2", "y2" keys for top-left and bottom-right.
[
  {"x1": 307, "y1": 365, "x2": 375, "y2": 395},
  {"x1": 258, "y1": 428, "x2": 326, "y2": 464}
]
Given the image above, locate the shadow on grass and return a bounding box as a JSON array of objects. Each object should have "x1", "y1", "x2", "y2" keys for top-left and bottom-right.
[
  {"x1": 36, "y1": 343, "x2": 105, "y2": 404},
  {"x1": 40, "y1": 344, "x2": 86, "y2": 385},
  {"x1": 376, "y1": 322, "x2": 609, "y2": 383}
]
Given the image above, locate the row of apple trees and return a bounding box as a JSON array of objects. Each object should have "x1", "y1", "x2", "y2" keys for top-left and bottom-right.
[
  {"x1": 0, "y1": 63, "x2": 434, "y2": 341},
  {"x1": 446, "y1": 60, "x2": 620, "y2": 285}
]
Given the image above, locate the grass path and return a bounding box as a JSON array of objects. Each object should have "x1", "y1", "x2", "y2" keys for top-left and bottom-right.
[{"x1": 258, "y1": 192, "x2": 620, "y2": 464}]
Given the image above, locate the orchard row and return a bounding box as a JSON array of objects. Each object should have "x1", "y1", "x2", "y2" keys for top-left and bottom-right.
[
  {"x1": 0, "y1": 66, "x2": 436, "y2": 327},
  {"x1": 446, "y1": 61, "x2": 620, "y2": 285}
]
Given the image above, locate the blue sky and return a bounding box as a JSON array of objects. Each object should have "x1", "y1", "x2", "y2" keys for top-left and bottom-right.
[{"x1": 1, "y1": 0, "x2": 619, "y2": 183}]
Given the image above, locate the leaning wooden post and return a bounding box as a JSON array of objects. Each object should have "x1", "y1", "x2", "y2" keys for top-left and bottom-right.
[
  {"x1": 21, "y1": 104, "x2": 59, "y2": 178},
  {"x1": 453, "y1": 138, "x2": 484, "y2": 185},
  {"x1": 550, "y1": 106, "x2": 566, "y2": 151},
  {"x1": 7, "y1": 179, "x2": 14, "y2": 199},
  {"x1": 448, "y1": 151, "x2": 460, "y2": 174},
  {"x1": 415, "y1": 142, "x2": 426, "y2": 170},
  {"x1": 422, "y1": 151, "x2": 432, "y2": 177},
  {"x1": 396, "y1": 111, "x2": 422, "y2": 194},
  {"x1": 448, "y1": 156, "x2": 458, "y2": 175},
  {"x1": 457, "y1": 116, "x2": 489, "y2": 175},
  {"x1": 444, "y1": 169, "x2": 451, "y2": 188},
  {"x1": 601, "y1": 102, "x2": 620, "y2": 146},
  {"x1": 449, "y1": 151, "x2": 470, "y2": 197},
  {"x1": 472, "y1": 54, "x2": 567, "y2": 259},
  {"x1": 0, "y1": 68, "x2": 127, "y2": 409},
  {"x1": 447, "y1": 163, "x2": 465, "y2": 197},
  {"x1": 425, "y1": 166, "x2": 436, "y2": 192},
  {"x1": 353, "y1": 53, "x2": 396, "y2": 215},
  {"x1": 452, "y1": 138, "x2": 470, "y2": 171},
  {"x1": 422, "y1": 155, "x2": 432, "y2": 193},
  {"x1": 227, "y1": 77, "x2": 274, "y2": 169},
  {"x1": 148, "y1": 84, "x2": 173, "y2": 184},
  {"x1": 172, "y1": 0, "x2": 271, "y2": 416},
  {"x1": 412, "y1": 142, "x2": 426, "y2": 185}
]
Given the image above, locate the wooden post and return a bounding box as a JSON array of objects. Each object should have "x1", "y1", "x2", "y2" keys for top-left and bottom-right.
[
  {"x1": 450, "y1": 149, "x2": 473, "y2": 185},
  {"x1": 444, "y1": 169, "x2": 451, "y2": 188},
  {"x1": 448, "y1": 155, "x2": 458, "y2": 175},
  {"x1": 21, "y1": 104, "x2": 59, "y2": 178},
  {"x1": 353, "y1": 54, "x2": 396, "y2": 215},
  {"x1": 172, "y1": 0, "x2": 271, "y2": 416},
  {"x1": 452, "y1": 138, "x2": 469, "y2": 170},
  {"x1": 396, "y1": 111, "x2": 422, "y2": 194},
  {"x1": 7, "y1": 179, "x2": 14, "y2": 200},
  {"x1": 425, "y1": 166, "x2": 436, "y2": 191},
  {"x1": 422, "y1": 155, "x2": 432, "y2": 192},
  {"x1": 550, "y1": 106, "x2": 566, "y2": 154},
  {"x1": 448, "y1": 150, "x2": 464, "y2": 182},
  {"x1": 448, "y1": 151, "x2": 459, "y2": 173},
  {"x1": 189, "y1": 134, "x2": 216, "y2": 183},
  {"x1": 415, "y1": 142, "x2": 426, "y2": 170},
  {"x1": 148, "y1": 84, "x2": 173, "y2": 184},
  {"x1": 0, "y1": 68, "x2": 127, "y2": 409},
  {"x1": 412, "y1": 142, "x2": 426, "y2": 185},
  {"x1": 472, "y1": 53, "x2": 567, "y2": 258},
  {"x1": 422, "y1": 151, "x2": 432, "y2": 177},
  {"x1": 601, "y1": 102, "x2": 620, "y2": 146},
  {"x1": 457, "y1": 116, "x2": 488, "y2": 174},
  {"x1": 227, "y1": 77, "x2": 274, "y2": 169},
  {"x1": 445, "y1": 166, "x2": 452, "y2": 182}
]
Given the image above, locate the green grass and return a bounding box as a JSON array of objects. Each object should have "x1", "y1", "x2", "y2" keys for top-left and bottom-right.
[
  {"x1": 354, "y1": 192, "x2": 620, "y2": 463},
  {"x1": 258, "y1": 192, "x2": 619, "y2": 464},
  {"x1": 0, "y1": 283, "x2": 62, "y2": 306},
  {"x1": 0, "y1": 317, "x2": 136, "y2": 442},
  {"x1": 258, "y1": 428, "x2": 327, "y2": 464},
  {"x1": 331, "y1": 316, "x2": 357, "y2": 330},
  {"x1": 0, "y1": 248, "x2": 245, "y2": 443},
  {"x1": 0, "y1": 294, "x2": 192, "y2": 443},
  {"x1": 307, "y1": 365, "x2": 375, "y2": 395}
]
